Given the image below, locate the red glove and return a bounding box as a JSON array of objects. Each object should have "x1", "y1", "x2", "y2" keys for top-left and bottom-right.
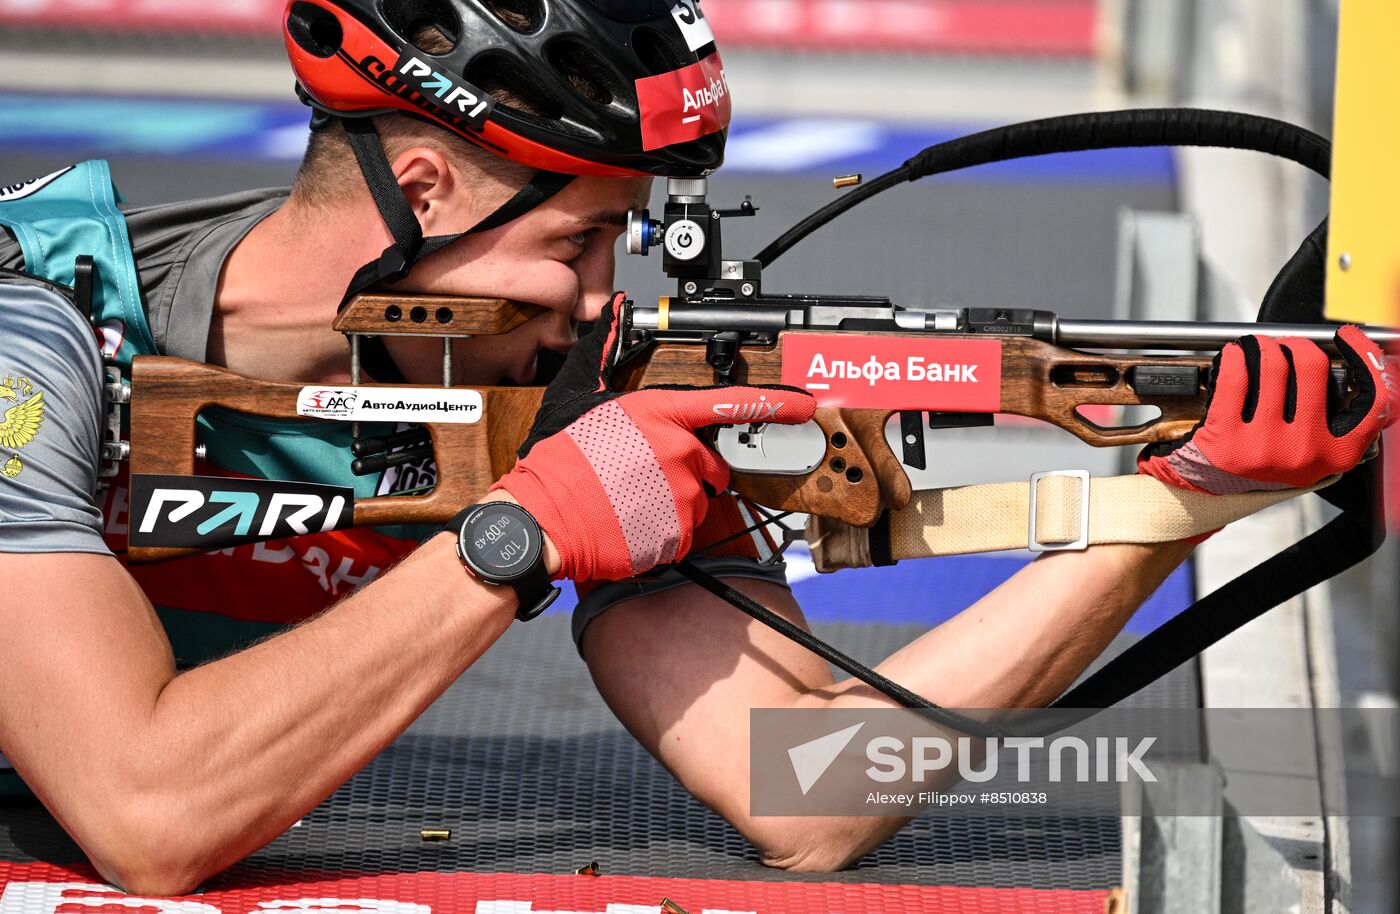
[
  {"x1": 494, "y1": 295, "x2": 816, "y2": 582},
  {"x1": 1139, "y1": 326, "x2": 1394, "y2": 496}
]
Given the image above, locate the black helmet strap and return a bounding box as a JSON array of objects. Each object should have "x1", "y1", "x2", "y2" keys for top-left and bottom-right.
[{"x1": 337, "y1": 116, "x2": 575, "y2": 383}]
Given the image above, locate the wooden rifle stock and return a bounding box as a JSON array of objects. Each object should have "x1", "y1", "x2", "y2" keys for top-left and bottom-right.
[
  {"x1": 125, "y1": 299, "x2": 1284, "y2": 559},
  {"x1": 126, "y1": 359, "x2": 544, "y2": 562},
  {"x1": 126, "y1": 293, "x2": 549, "y2": 563}
]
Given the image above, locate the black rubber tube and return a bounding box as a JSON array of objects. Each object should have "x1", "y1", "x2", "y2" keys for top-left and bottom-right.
[{"x1": 757, "y1": 108, "x2": 1330, "y2": 267}]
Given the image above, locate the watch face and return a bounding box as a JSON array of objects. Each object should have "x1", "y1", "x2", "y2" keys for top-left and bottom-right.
[{"x1": 459, "y1": 503, "x2": 542, "y2": 582}]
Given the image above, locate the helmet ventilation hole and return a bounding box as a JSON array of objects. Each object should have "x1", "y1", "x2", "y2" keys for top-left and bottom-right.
[
  {"x1": 384, "y1": 0, "x2": 462, "y2": 54},
  {"x1": 287, "y1": 2, "x2": 343, "y2": 59},
  {"x1": 631, "y1": 25, "x2": 688, "y2": 75},
  {"x1": 468, "y1": 53, "x2": 565, "y2": 120},
  {"x1": 481, "y1": 0, "x2": 545, "y2": 34},
  {"x1": 548, "y1": 40, "x2": 617, "y2": 107}
]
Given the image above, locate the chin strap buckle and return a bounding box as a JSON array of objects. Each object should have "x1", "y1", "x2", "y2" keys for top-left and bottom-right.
[{"x1": 377, "y1": 245, "x2": 413, "y2": 284}]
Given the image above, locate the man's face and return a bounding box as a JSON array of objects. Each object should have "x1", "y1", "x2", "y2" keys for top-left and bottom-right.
[{"x1": 383, "y1": 174, "x2": 653, "y2": 386}]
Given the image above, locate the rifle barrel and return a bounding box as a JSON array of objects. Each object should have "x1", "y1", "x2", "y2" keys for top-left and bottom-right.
[
  {"x1": 631, "y1": 301, "x2": 1399, "y2": 351},
  {"x1": 1054, "y1": 319, "x2": 1400, "y2": 350}
]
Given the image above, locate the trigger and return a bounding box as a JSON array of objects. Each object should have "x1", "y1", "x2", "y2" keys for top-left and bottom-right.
[{"x1": 737, "y1": 423, "x2": 765, "y2": 453}]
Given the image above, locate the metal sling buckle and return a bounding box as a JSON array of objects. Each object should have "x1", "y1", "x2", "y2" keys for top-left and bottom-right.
[{"x1": 1028, "y1": 470, "x2": 1091, "y2": 553}]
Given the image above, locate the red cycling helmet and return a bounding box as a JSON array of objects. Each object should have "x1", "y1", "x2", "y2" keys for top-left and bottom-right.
[
  {"x1": 283, "y1": 0, "x2": 731, "y2": 178},
  {"x1": 282, "y1": 1, "x2": 732, "y2": 381}
]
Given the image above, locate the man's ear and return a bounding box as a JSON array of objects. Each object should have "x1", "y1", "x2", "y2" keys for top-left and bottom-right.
[{"x1": 393, "y1": 146, "x2": 459, "y2": 233}]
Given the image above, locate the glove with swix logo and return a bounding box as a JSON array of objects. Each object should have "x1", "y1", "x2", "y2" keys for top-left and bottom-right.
[
  {"x1": 1138, "y1": 326, "x2": 1394, "y2": 498},
  {"x1": 493, "y1": 293, "x2": 816, "y2": 583}
]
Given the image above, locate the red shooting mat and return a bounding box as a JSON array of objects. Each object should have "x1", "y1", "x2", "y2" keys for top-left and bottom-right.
[{"x1": 0, "y1": 861, "x2": 1109, "y2": 913}]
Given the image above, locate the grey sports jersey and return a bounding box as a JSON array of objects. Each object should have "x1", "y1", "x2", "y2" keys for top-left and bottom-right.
[
  {"x1": 0, "y1": 274, "x2": 107, "y2": 554},
  {"x1": 0, "y1": 188, "x2": 287, "y2": 360},
  {"x1": 0, "y1": 188, "x2": 286, "y2": 555}
]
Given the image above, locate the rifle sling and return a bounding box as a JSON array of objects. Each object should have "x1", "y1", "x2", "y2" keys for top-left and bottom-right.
[
  {"x1": 685, "y1": 112, "x2": 1368, "y2": 737},
  {"x1": 808, "y1": 474, "x2": 1326, "y2": 568},
  {"x1": 671, "y1": 560, "x2": 1014, "y2": 738}
]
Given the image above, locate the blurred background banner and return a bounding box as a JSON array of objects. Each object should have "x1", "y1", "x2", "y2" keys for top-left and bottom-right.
[
  {"x1": 0, "y1": 0, "x2": 286, "y2": 33},
  {"x1": 694, "y1": 0, "x2": 1097, "y2": 57},
  {"x1": 0, "y1": 0, "x2": 1097, "y2": 55}
]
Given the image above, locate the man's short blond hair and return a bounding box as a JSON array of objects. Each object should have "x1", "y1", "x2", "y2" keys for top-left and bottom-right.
[{"x1": 291, "y1": 115, "x2": 535, "y2": 211}]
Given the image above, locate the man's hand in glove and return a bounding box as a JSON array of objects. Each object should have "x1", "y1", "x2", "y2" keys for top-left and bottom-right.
[
  {"x1": 1139, "y1": 325, "x2": 1394, "y2": 496},
  {"x1": 493, "y1": 293, "x2": 816, "y2": 583}
]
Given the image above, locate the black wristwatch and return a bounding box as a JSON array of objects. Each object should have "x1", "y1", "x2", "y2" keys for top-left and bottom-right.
[{"x1": 448, "y1": 502, "x2": 560, "y2": 621}]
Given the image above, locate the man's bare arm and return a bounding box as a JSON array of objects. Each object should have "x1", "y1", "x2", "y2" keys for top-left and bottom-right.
[
  {"x1": 0, "y1": 528, "x2": 531, "y2": 896},
  {"x1": 845, "y1": 540, "x2": 1196, "y2": 709},
  {"x1": 584, "y1": 540, "x2": 1196, "y2": 872}
]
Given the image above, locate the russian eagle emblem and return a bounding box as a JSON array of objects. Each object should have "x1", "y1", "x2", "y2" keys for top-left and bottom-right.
[{"x1": 0, "y1": 376, "x2": 46, "y2": 479}]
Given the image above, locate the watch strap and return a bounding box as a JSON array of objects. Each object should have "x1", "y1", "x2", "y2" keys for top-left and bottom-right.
[{"x1": 509, "y1": 562, "x2": 561, "y2": 621}]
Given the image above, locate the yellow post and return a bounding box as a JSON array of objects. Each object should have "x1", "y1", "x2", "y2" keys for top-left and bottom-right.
[{"x1": 1326, "y1": 0, "x2": 1400, "y2": 326}]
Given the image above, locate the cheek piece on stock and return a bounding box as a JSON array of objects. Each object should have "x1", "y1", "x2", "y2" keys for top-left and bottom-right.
[{"x1": 331, "y1": 114, "x2": 575, "y2": 384}]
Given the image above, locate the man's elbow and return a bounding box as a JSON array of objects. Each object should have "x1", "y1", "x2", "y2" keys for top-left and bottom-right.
[
  {"x1": 96, "y1": 858, "x2": 206, "y2": 899},
  {"x1": 79, "y1": 795, "x2": 220, "y2": 897}
]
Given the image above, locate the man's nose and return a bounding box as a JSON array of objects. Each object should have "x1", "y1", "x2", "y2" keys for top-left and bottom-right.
[
  {"x1": 573, "y1": 235, "x2": 620, "y2": 321},
  {"x1": 574, "y1": 293, "x2": 606, "y2": 323}
]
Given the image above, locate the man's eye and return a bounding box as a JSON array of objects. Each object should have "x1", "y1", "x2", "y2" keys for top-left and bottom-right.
[{"x1": 568, "y1": 231, "x2": 589, "y2": 246}]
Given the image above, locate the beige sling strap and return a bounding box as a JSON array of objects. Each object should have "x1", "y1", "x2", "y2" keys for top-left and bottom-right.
[{"x1": 808, "y1": 472, "x2": 1332, "y2": 572}]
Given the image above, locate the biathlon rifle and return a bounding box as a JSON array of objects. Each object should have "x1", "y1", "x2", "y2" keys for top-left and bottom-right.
[
  {"x1": 122, "y1": 108, "x2": 1398, "y2": 735},
  {"x1": 124, "y1": 108, "x2": 1394, "y2": 565}
]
